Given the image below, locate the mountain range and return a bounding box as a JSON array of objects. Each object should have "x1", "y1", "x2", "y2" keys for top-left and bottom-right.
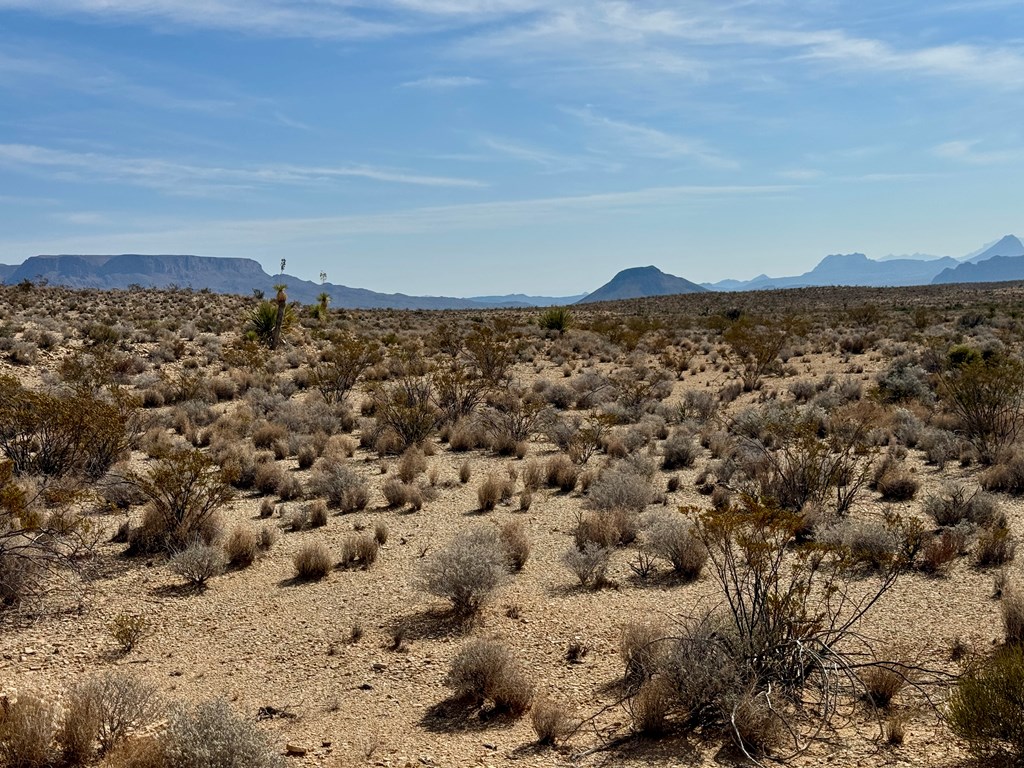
[{"x1": 1, "y1": 234, "x2": 1022, "y2": 309}]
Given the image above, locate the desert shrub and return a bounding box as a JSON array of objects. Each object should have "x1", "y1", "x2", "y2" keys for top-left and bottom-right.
[
  {"x1": 305, "y1": 499, "x2": 328, "y2": 528},
  {"x1": 448, "y1": 418, "x2": 487, "y2": 451},
  {"x1": 108, "y1": 613, "x2": 148, "y2": 653},
  {"x1": 381, "y1": 476, "x2": 407, "y2": 508},
  {"x1": 252, "y1": 462, "x2": 285, "y2": 496},
  {"x1": 860, "y1": 660, "x2": 908, "y2": 708},
  {"x1": 619, "y1": 621, "x2": 666, "y2": 685},
  {"x1": 722, "y1": 315, "x2": 801, "y2": 391},
  {"x1": 480, "y1": 392, "x2": 544, "y2": 454},
  {"x1": 923, "y1": 484, "x2": 1000, "y2": 528},
  {"x1": 310, "y1": 335, "x2": 380, "y2": 406},
  {"x1": 0, "y1": 374, "x2": 137, "y2": 480},
  {"x1": 0, "y1": 693, "x2": 58, "y2": 768},
  {"x1": 941, "y1": 348, "x2": 1024, "y2": 463},
  {"x1": 977, "y1": 525, "x2": 1017, "y2": 567},
  {"x1": 170, "y1": 543, "x2": 226, "y2": 589},
  {"x1": 982, "y1": 451, "x2": 1024, "y2": 494},
  {"x1": 499, "y1": 520, "x2": 530, "y2": 571},
  {"x1": 62, "y1": 671, "x2": 160, "y2": 759},
  {"x1": 562, "y1": 542, "x2": 612, "y2": 589},
  {"x1": 308, "y1": 458, "x2": 368, "y2": 512},
  {"x1": 445, "y1": 638, "x2": 533, "y2": 714},
  {"x1": 875, "y1": 467, "x2": 919, "y2": 501},
  {"x1": 729, "y1": 688, "x2": 782, "y2": 756},
  {"x1": 374, "y1": 521, "x2": 389, "y2": 545},
  {"x1": 127, "y1": 449, "x2": 233, "y2": 553},
  {"x1": 477, "y1": 474, "x2": 512, "y2": 511},
  {"x1": 948, "y1": 645, "x2": 1024, "y2": 762},
  {"x1": 275, "y1": 474, "x2": 303, "y2": 501},
  {"x1": 545, "y1": 453, "x2": 579, "y2": 492},
  {"x1": 522, "y1": 460, "x2": 544, "y2": 491},
  {"x1": 338, "y1": 533, "x2": 379, "y2": 570},
  {"x1": 662, "y1": 432, "x2": 698, "y2": 470},
  {"x1": 296, "y1": 444, "x2": 317, "y2": 470},
  {"x1": 538, "y1": 306, "x2": 573, "y2": 334},
  {"x1": 642, "y1": 511, "x2": 707, "y2": 579},
  {"x1": 629, "y1": 677, "x2": 673, "y2": 735},
  {"x1": 371, "y1": 376, "x2": 439, "y2": 451},
  {"x1": 396, "y1": 446, "x2": 427, "y2": 483},
  {"x1": 224, "y1": 525, "x2": 258, "y2": 568},
  {"x1": 919, "y1": 530, "x2": 960, "y2": 575},
  {"x1": 293, "y1": 541, "x2": 332, "y2": 581},
  {"x1": 1002, "y1": 584, "x2": 1024, "y2": 644},
  {"x1": 162, "y1": 698, "x2": 283, "y2": 768},
  {"x1": 586, "y1": 468, "x2": 654, "y2": 513},
  {"x1": 530, "y1": 698, "x2": 572, "y2": 745},
  {"x1": 419, "y1": 525, "x2": 508, "y2": 616},
  {"x1": 875, "y1": 360, "x2": 932, "y2": 404},
  {"x1": 458, "y1": 460, "x2": 471, "y2": 484}
]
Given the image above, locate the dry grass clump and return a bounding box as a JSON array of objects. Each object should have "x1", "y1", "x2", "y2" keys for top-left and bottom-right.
[
  {"x1": 629, "y1": 677, "x2": 673, "y2": 735},
  {"x1": 499, "y1": 521, "x2": 531, "y2": 571},
  {"x1": 923, "y1": 484, "x2": 1001, "y2": 528},
  {"x1": 444, "y1": 638, "x2": 533, "y2": 715},
  {"x1": 222, "y1": 526, "x2": 258, "y2": 569},
  {"x1": 418, "y1": 525, "x2": 508, "y2": 617},
  {"x1": 562, "y1": 542, "x2": 612, "y2": 589},
  {"x1": 293, "y1": 541, "x2": 332, "y2": 581},
  {"x1": 1003, "y1": 583, "x2": 1024, "y2": 644},
  {"x1": 586, "y1": 466, "x2": 654, "y2": 513},
  {"x1": 530, "y1": 698, "x2": 572, "y2": 745},
  {"x1": 0, "y1": 693, "x2": 58, "y2": 767},
  {"x1": 977, "y1": 525, "x2": 1017, "y2": 567},
  {"x1": 619, "y1": 621, "x2": 665, "y2": 685},
  {"x1": 662, "y1": 431, "x2": 698, "y2": 470},
  {"x1": 161, "y1": 698, "x2": 284, "y2": 768},
  {"x1": 642, "y1": 511, "x2": 707, "y2": 579},
  {"x1": 338, "y1": 533, "x2": 379, "y2": 570},
  {"x1": 396, "y1": 447, "x2": 427, "y2": 483},
  {"x1": 545, "y1": 454, "x2": 579, "y2": 492},
  {"x1": 860, "y1": 660, "x2": 909, "y2": 708},
  {"x1": 477, "y1": 474, "x2": 513, "y2": 511}
]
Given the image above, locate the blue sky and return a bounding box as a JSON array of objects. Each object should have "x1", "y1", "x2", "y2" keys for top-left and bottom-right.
[{"x1": 0, "y1": 1, "x2": 1021, "y2": 296}]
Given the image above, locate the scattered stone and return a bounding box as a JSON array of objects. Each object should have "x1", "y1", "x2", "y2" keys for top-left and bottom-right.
[{"x1": 285, "y1": 743, "x2": 308, "y2": 757}]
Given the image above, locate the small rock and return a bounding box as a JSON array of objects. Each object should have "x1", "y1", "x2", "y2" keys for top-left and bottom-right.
[
  {"x1": 358, "y1": 683, "x2": 374, "y2": 690},
  {"x1": 372, "y1": 662, "x2": 387, "y2": 671},
  {"x1": 321, "y1": 740, "x2": 332, "y2": 748},
  {"x1": 285, "y1": 744, "x2": 307, "y2": 757}
]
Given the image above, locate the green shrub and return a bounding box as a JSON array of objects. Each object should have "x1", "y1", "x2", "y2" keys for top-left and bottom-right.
[
  {"x1": 538, "y1": 306, "x2": 573, "y2": 334},
  {"x1": 948, "y1": 646, "x2": 1024, "y2": 762}
]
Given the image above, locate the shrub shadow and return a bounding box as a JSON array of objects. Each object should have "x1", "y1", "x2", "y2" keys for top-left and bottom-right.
[{"x1": 420, "y1": 694, "x2": 523, "y2": 734}]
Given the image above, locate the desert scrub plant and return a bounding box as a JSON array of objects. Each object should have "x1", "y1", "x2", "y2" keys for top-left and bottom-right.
[
  {"x1": 108, "y1": 613, "x2": 148, "y2": 653},
  {"x1": 586, "y1": 465, "x2": 655, "y2": 513},
  {"x1": 161, "y1": 698, "x2": 284, "y2": 768},
  {"x1": 662, "y1": 431, "x2": 698, "y2": 470},
  {"x1": 499, "y1": 520, "x2": 530, "y2": 571},
  {"x1": 537, "y1": 306, "x2": 573, "y2": 334},
  {"x1": 0, "y1": 692, "x2": 59, "y2": 768},
  {"x1": 308, "y1": 458, "x2": 368, "y2": 512},
  {"x1": 309, "y1": 334, "x2": 381, "y2": 405},
  {"x1": 721, "y1": 314, "x2": 804, "y2": 391},
  {"x1": 1002, "y1": 583, "x2": 1024, "y2": 644},
  {"x1": 641, "y1": 511, "x2": 707, "y2": 579},
  {"x1": 562, "y1": 542, "x2": 612, "y2": 589},
  {"x1": 477, "y1": 473, "x2": 512, "y2": 511},
  {"x1": 445, "y1": 637, "x2": 533, "y2": 715},
  {"x1": 245, "y1": 299, "x2": 295, "y2": 349},
  {"x1": 939, "y1": 347, "x2": 1024, "y2": 463},
  {"x1": 170, "y1": 542, "x2": 226, "y2": 590},
  {"x1": 127, "y1": 449, "x2": 234, "y2": 554},
  {"x1": 530, "y1": 697, "x2": 572, "y2": 745},
  {"x1": 224, "y1": 524, "x2": 258, "y2": 568},
  {"x1": 948, "y1": 645, "x2": 1024, "y2": 762},
  {"x1": 338, "y1": 533, "x2": 379, "y2": 570},
  {"x1": 61, "y1": 671, "x2": 160, "y2": 759},
  {"x1": 923, "y1": 484, "x2": 1000, "y2": 528},
  {"x1": 370, "y1": 375, "x2": 440, "y2": 451},
  {"x1": 418, "y1": 525, "x2": 508, "y2": 617},
  {"x1": 293, "y1": 541, "x2": 332, "y2": 581},
  {"x1": 977, "y1": 524, "x2": 1017, "y2": 567},
  {"x1": 619, "y1": 621, "x2": 667, "y2": 686}
]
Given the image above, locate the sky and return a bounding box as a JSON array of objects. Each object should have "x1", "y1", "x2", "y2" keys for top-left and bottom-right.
[{"x1": 0, "y1": 1, "x2": 1022, "y2": 296}]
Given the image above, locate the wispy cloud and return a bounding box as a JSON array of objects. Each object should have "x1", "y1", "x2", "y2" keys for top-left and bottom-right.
[
  {"x1": 478, "y1": 137, "x2": 618, "y2": 173},
  {"x1": 0, "y1": 143, "x2": 487, "y2": 193},
  {"x1": 564, "y1": 106, "x2": 738, "y2": 169},
  {"x1": 400, "y1": 75, "x2": 485, "y2": 89},
  {"x1": 932, "y1": 140, "x2": 1024, "y2": 165}
]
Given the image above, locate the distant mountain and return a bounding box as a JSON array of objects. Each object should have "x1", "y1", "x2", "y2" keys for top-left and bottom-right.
[
  {"x1": 933, "y1": 255, "x2": 1024, "y2": 285},
  {"x1": 577, "y1": 265, "x2": 708, "y2": 304},
  {"x1": 703, "y1": 253, "x2": 959, "y2": 291},
  {"x1": 1, "y1": 254, "x2": 515, "y2": 310},
  {"x1": 963, "y1": 234, "x2": 1024, "y2": 264},
  {"x1": 468, "y1": 293, "x2": 587, "y2": 307},
  {"x1": 0, "y1": 263, "x2": 16, "y2": 282}
]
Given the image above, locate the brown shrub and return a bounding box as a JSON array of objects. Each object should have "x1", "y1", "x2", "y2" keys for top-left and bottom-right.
[
  {"x1": 396, "y1": 447, "x2": 427, "y2": 483},
  {"x1": 499, "y1": 521, "x2": 531, "y2": 571},
  {"x1": 223, "y1": 525, "x2": 258, "y2": 568},
  {"x1": 0, "y1": 693, "x2": 58, "y2": 768},
  {"x1": 253, "y1": 462, "x2": 285, "y2": 496},
  {"x1": 1003, "y1": 585, "x2": 1024, "y2": 645},
  {"x1": 545, "y1": 454, "x2": 579, "y2": 492},
  {"x1": 530, "y1": 697, "x2": 572, "y2": 745},
  {"x1": 339, "y1": 534, "x2": 379, "y2": 570},
  {"x1": 445, "y1": 638, "x2": 533, "y2": 715},
  {"x1": 977, "y1": 526, "x2": 1017, "y2": 567},
  {"x1": 459, "y1": 460, "x2": 471, "y2": 484},
  {"x1": 293, "y1": 541, "x2": 332, "y2": 581},
  {"x1": 619, "y1": 621, "x2": 665, "y2": 684}
]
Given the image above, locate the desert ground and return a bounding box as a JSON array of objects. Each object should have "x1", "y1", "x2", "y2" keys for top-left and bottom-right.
[{"x1": 2, "y1": 280, "x2": 1024, "y2": 767}]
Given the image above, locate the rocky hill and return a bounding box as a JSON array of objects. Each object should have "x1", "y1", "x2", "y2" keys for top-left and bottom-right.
[{"x1": 577, "y1": 265, "x2": 707, "y2": 303}]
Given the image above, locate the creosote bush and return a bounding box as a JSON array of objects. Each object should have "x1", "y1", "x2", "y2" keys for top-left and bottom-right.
[
  {"x1": 308, "y1": 459, "x2": 369, "y2": 512},
  {"x1": 948, "y1": 645, "x2": 1024, "y2": 763},
  {"x1": 170, "y1": 542, "x2": 226, "y2": 589}
]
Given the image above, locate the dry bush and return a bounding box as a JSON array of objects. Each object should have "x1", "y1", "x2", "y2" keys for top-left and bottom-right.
[
  {"x1": 108, "y1": 613, "x2": 148, "y2": 653},
  {"x1": 586, "y1": 467, "x2": 654, "y2": 513},
  {"x1": 293, "y1": 541, "x2": 332, "y2": 581},
  {"x1": 253, "y1": 460, "x2": 286, "y2": 495},
  {"x1": 729, "y1": 688, "x2": 782, "y2": 756},
  {"x1": 224, "y1": 525, "x2": 258, "y2": 568},
  {"x1": 0, "y1": 693, "x2": 58, "y2": 768},
  {"x1": 562, "y1": 542, "x2": 611, "y2": 589},
  {"x1": 374, "y1": 521, "x2": 389, "y2": 545},
  {"x1": 306, "y1": 499, "x2": 328, "y2": 528},
  {"x1": 619, "y1": 621, "x2": 665, "y2": 685},
  {"x1": 1003, "y1": 584, "x2": 1024, "y2": 644},
  {"x1": 296, "y1": 444, "x2": 317, "y2": 470},
  {"x1": 519, "y1": 490, "x2": 532, "y2": 511},
  {"x1": 530, "y1": 697, "x2": 572, "y2": 745},
  {"x1": 62, "y1": 671, "x2": 160, "y2": 758},
  {"x1": 418, "y1": 525, "x2": 508, "y2": 617},
  {"x1": 545, "y1": 454, "x2": 579, "y2": 492},
  {"x1": 662, "y1": 432, "x2": 698, "y2": 470},
  {"x1": 275, "y1": 474, "x2": 303, "y2": 501},
  {"x1": 458, "y1": 460, "x2": 471, "y2": 484},
  {"x1": 629, "y1": 677, "x2": 673, "y2": 735},
  {"x1": 977, "y1": 525, "x2": 1017, "y2": 567},
  {"x1": 919, "y1": 530, "x2": 959, "y2": 575},
  {"x1": 477, "y1": 474, "x2": 511, "y2": 511},
  {"x1": 382, "y1": 476, "x2": 408, "y2": 508},
  {"x1": 396, "y1": 447, "x2": 427, "y2": 483},
  {"x1": 923, "y1": 484, "x2": 1001, "y2": 528},
  {"x1": 308, "y1": 458, "x2": 368, "y2": 512},
  {"x1": 170, "y1": 543, "x2": 226, "y2": 589},
  {"x1": 981, "y1": 451, "x2": 1024, "y2": 494},
  {"x1": 643, "y1": 511, "x2": 707, "y2": 579},
  {"x1": 449, "y1": 419, "x2": 487, "y2": 452},
  {"x1": 499, "y1": 521, "x2": 530, "y2": 571},
  {"x1": 861, "y1": 659, "x2": 909, "y2": 708},
  {"x1": 522, "y1": 460, "x2": 544, "y2": 491},
  {"x1": 338, "y1": 533, "x2": 379, "y2": 570},
  {"x1": 875, "y1": 466, "x2": 920, "y2": 501},
  {"x1": 161, "y1": 698, "x2": 284, "y2": 768},
  {"x1": 445, "y1": 638, "x2": 533, "y2": 715}
]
